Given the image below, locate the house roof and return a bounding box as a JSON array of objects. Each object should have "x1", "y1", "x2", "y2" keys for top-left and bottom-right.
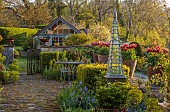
[{"x1": 34, "y1": 16, "x2": 81, "y2": 37}]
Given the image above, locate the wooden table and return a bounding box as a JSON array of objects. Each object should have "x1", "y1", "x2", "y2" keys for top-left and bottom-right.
[{"x1": 56, "y1": 61, "x2": 85, "y2": 84}]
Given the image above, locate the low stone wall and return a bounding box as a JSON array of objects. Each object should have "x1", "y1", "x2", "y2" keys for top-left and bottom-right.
[
  {"x1": 40, "y1": 45, "x2": 92, "y2": 52},
  {"x1": 3, "y1": 46, "x2": 14, "y2": 65}
]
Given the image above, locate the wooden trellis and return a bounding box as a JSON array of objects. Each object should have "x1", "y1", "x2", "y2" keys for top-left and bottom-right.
[{"x1": 27, "y1": 49, "x2": 40, "y2": 75}]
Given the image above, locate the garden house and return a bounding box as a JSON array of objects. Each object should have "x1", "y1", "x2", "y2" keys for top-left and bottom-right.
[{"x1": 33, "y1": 16, "x2": 85, "y2": 48}]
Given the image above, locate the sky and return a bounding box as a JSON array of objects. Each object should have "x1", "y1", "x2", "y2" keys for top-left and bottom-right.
[{"x1": 166, "y1": 0, "x2": 170, "y2": 7}]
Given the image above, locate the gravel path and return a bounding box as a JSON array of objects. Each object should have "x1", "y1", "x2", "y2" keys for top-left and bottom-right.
[{"x1": 0, "y1": 73, "x2": 64, "y2": 112}]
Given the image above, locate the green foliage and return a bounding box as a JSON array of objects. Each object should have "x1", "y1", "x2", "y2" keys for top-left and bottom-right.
[
  {"x1": 63, "y1": 33, "x2": 94, "y2": 46},
  {"x1": 121, "y1": 43, "x2": 137, "y2": 60},
  {"x1": 145, "y1": 46, "x2": 169, "y2": 67},
  {"x1": 0, "y1": 27, "x2": 37, "y2": 45},
  {"x1": 14, "y1": 49, "x2": 20, "y2": 58},
  {"x1": 143, "y1": 95, "x2": 161, "y2": 112},
  {"x1": 43, "y1": 59, "x2": 62, "y2": 81},
  {"x1": 0, "y1": 53, "x2": 6, "y2": 65},
  {"x1": 8, "y1": 59, "x2": 19, "y2": 71},
  {"x1": 66, "y1": 47, "x2": 92, "y2": 63},
  {"x1": 77, "y1": 64, "x2": 107, "y2": 90},
  {"x1": 77, "y1": 64, "x2": 130, "y2": 90},
  {"x1": 127, "y1": 88, "x2": 143, "y2": 106},
  {"x1": 0, "y1": 70, "x2": 19, "y2": 84},
  {"x1": 130, "y1": 42, "x2": 143, "y2": 57},
  {"x1": 22, "y1": 36, "x2": 33, "y2": 51},
  {"x1": 136, "y1": 56, "x2": 147, "y2": 72},
  {"x1": 43, "y1": 68, "x2": 60, "y2": 80},
  {"x1": 95, "y1": 46, "x2": 109, "y2": 55},
  {"x1": 56, "y1": 81, "x2": 95, "y2": 111},
  {"x1": 129, "y1": 30, "x2": 166, "y2": 48},
  {"x1": 0, "y1": 59, "x2": 20, "y2": 84},
  {"x1": 13, "y1": 33, "x2": 27, "y2": 46},
  {"x1": 40, "y1": 51, "x2": 67, "y2": 73},
  {"x1": 121, "y1": 49, "x2": 137, "y2": 60},
  {"x1": 0, "y1": 45, "x2": 4, "y2": 53},
  {"x1": 8, "y1": 70, "x2": 20, "y2": 83},
  {"x1": 95, "y1": 82, "x2": 131, "y2": 109},
  {"x1": 0, "y1": 70, "x2": 9, "y2": 83}
]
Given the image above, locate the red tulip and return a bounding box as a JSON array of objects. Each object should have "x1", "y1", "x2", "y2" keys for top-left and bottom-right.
[
  {"x1": 123, "y1": 43, "x2": 129, "y2": 47},
  {"x1": 146, "y1": 47, "x2": 151, "y2": 53}
]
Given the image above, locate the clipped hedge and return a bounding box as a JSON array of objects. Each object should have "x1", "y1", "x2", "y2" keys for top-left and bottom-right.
[
  {"x1": 77, "y1": 64, "x2": 130, "y2": 90},
  {"x1": 40, "y1": 51, "x2": 67, "y2": 72},
  {"x1": 0, "y1": 27, "x2": 37, "y2": 45}
]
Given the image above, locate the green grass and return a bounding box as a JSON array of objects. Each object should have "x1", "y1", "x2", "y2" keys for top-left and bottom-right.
[
  {"x1": 17, "y1": 56, "x2": 27, "y2": 73},
  {"x1": 15, "y1": 46, "x2": 24, "y2": 51}
]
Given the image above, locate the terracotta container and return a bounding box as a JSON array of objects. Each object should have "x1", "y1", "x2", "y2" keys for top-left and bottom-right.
[
  {"x1": 122, "y1": 60, "x2": 137, "y2": 78},
  {"x1": 92, "y1": 53, "x2": 98, "y2": 63},
  {"x1": 147, "y1": 66, "x2": 163, "y2": 80},
  {"x1": 6, "y1": 38, "x2": 14, "y2": 45},
  {"x1": 98, "y1": 55, "x2": 108, "y2": 64}
]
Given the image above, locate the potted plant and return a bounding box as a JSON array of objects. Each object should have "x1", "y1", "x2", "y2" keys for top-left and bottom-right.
[
  {"x1": 120, "y1": 43, "x2": 137, "y2": 78},
  {"x1": 6, "y1": 37, "x2": 14, "y2": 45},
  {"x1": 145, "y1": 46, "x2": 168, "y2": 80},
  {"x1": 91, "y1": 41, "x2": 110, "y2": 63}
]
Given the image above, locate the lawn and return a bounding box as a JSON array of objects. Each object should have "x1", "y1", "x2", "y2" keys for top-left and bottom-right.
[
  {"x1": 15, "y1": 46, "x2": 24, "y2": 51},
  {"x1": 17, "y1": 56, "x2": 27, "y2": 73}
]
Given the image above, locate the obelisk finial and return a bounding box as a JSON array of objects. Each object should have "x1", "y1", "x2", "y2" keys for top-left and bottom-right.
[{"x1": 114, "y1": 9, "x2": 117, "y2": 20}]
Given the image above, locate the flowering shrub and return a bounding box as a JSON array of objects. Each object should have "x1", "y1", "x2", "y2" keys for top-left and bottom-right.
[
  {"x1": 120, "y1": 43, "x2": 137, "y2": 60},
  {"x1": 146, "y1": 46, "x2": 169, "y2": 66},
  {"x1": 56, "y1": 81, "x2": 96, "y2": 111},
  {"x1": 91, "y1": 41, "x2": 110, "y2": 55}
]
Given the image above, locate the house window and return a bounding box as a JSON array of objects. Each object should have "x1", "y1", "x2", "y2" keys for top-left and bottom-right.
[{"x1": 52, "y1": 37, "x2": 63, "y2": 46}]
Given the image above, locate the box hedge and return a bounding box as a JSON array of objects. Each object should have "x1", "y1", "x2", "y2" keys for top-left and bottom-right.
[
  {"x1": 77, "y1": 64, "x2": 130, "y2": 90},
  {"x1": 0, "y1": 27, "x2": 37, "y2": 45}
]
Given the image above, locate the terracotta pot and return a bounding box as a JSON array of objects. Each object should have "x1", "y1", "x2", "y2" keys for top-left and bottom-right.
[
  {"x1": 92, "y1": 53, "x2": 98, "y2": 63},
  {"x1": 98, "y1": 55, "x2": 108, "y2": 64},
  {"x1": 122, "y1": 60, "x2": 137, "y2": 78},
  {"x1": 6, "y1": 38, "x2": 14, "y2": 45},
  {"x1": 147, "y1": 66, "x2": 163, "y2": 80}
]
